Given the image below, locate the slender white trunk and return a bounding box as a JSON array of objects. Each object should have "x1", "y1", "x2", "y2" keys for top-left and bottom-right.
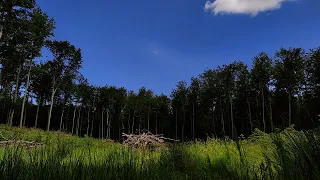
[
  {"x1": 106, "y1": 109, "x2": 109, "y2": 138},
  {"x1": 182, "y1": 123, "x2": 184, "y2": 142},
  {"x1": 71, "y1": 106, "x2": 77, "y2": 134},
  {"x1": 90, "y1": 111, "x2": 95, "y2": 137},
  {"x1": 212, "y1": 101, "x2": 216, "y2": 136},
  {"x1": 139, "y1": 117, "x2": 141, "y2": 134},
  {"x1": 256, "y1": 95, "x2": 259, "y2": 128},
  {"x1": 192, "y1": 104, "x2": 195, "y2": 140},
  {"x1": 59, "y1": 108, "x2": 65, "y2": 131},
  {"x1": 99, "y1": 122, "x2": 101, "y2": 139},
  {"x1": 147, "y1": 104, "x2": 150, "y2": 131},
  {"x1": 35, "y1": 103, "x2": 40, "y2": 128},
  {"x1": 101, "y1": 107, "x2": 104, "y2": 139},
  {"x1": 86, "y1": 107, "x2": 91, "y2": 136},
  {"x1": 175, "y1": 109, "x2": 178, "y2": 139},
  {"x1": 47, "y1": 88, "x2": 56, "y2": 131},
  {"x1": 182, "y1": 110, "x2": 185, "y2": 142},
  {"x1": 155, "y1": 112, "x2": 158, "y2": 134},
  {"x1": 23, "y1": 96, "x2": 28, "y2": 127},
  {"x1": 76, "y1": 107, "x2": 81, "y2": 136},
  {"x1": 220, "y1": 99, "x2": 225, "y2": 136},
  {"x1": 288, "y1": 93, "x2": 292, "y2": 126},
  {"x1": 230, "y1": 95, "x2": 234, "y2": 139},
  {"x1": 90, "y1": 110, "x2": 95, "y2": 137},
  {"x1": 20, "y1": 63, "x2": 32, "y2": 127},
  {"x1": 247, "y1": 99, "x2": 253, "y2": 134},
  {"x1": 132, "y1": 111, "x2": 135, "y2": 134},
  {"x1": 269, "y1": 96, "x2": 273, "y2": 132},
  {"x1": 9, "y1": 65, "x2": 22, "y2": 126},
  {"x1": 128, "y1": 112, "x2": 131, "y2": 134},
  {"x1": 262, "y1": 86, "x2": 266, "y2": 132}
]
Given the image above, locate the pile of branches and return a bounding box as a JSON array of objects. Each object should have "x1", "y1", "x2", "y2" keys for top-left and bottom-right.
[
  {"x1": 0, "y1": 132, "x2": 44, "y2": 148},
  {"x1": 0, "y1": 140, "x2": 44, "y2": 148},
  {"x1": 122, "y1": 132, "x2": 178, "y2": 150}
]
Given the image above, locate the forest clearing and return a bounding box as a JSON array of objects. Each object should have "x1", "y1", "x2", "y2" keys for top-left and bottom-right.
[
  {"x1": 0, "y1": 125, "x2": 319, "y2": 180},
  {"x1": 1, "y1": 0, "x2": 320, "y2": 179}
]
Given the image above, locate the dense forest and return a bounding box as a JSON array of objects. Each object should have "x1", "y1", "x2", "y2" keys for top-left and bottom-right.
[{"x1": 0, "y1": 1, "x2": 319, "y2": 141}]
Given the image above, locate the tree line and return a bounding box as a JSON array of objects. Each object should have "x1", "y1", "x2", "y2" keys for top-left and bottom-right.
[{"x1": 0, "y1": 0, "x2": 319, "y2": 141}]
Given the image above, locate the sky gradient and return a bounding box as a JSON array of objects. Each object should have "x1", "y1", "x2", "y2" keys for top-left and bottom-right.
[{"x1": 37, "y1": 0, "x2": 320, "y2": 95}]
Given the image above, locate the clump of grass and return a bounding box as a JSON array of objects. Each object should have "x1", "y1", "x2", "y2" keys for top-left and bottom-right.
[{"x1": 0, "y1": 125, "x2": 319, "y2": 180}]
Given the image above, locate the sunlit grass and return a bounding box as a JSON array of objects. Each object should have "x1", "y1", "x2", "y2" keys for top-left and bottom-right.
[{"x1": 0, "y1": 124, "x2": 319, "y2": 179}]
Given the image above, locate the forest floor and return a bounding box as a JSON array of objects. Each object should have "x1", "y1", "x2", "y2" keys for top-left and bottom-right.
[{"x1": 0, "y1": 125, "x2": 319, "y2": 180}]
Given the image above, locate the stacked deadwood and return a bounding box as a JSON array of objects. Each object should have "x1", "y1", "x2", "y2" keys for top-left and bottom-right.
[
  {"x1": 0, "y1": 140, "x2": 44, "y2": 148},
  {"x1": 0, "y1": 132, "x2": 44, "y2": 148},
  {"x1": 122, "y1": 132, "x2": 178, "y2": 150}
]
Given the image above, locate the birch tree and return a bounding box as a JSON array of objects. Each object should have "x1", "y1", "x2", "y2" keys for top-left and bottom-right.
[{"x1": 45, "y1": 40, "x2": 82, "y2": 131}]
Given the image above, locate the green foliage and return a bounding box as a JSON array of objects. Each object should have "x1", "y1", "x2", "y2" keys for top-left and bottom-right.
[{"x1": 0, "y1": 125, "x2": 319, "y2": 179}]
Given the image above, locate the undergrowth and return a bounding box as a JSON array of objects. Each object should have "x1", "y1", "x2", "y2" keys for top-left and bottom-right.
[{"x1": 0, "y1": 125, "x2": 319, "y2": 180}]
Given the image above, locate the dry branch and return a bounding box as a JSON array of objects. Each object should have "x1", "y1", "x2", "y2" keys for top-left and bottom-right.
[
  {"x1": 122, "y1": 132, "x2": 179, "y2": 150},
  {"x1": 0, "y1": 140, "x2": 44, "y2": 148},
  {"x1": 0, "y1": 131, "x2": 44, "y2": 148}
]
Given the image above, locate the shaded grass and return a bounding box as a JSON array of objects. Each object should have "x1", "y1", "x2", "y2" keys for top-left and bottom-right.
[{"x1": 0, "y1": 125, "x2": 319, "y2": 180}]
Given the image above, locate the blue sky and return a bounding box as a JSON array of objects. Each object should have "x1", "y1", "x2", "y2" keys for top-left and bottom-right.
[{"x1": 37, "y1": 0, "x2": 320, "y2": 95}]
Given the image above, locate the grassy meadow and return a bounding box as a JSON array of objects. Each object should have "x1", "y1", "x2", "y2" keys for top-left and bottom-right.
[{"x1": 0, "y1": 125, "x2": 319, "y2": 180}]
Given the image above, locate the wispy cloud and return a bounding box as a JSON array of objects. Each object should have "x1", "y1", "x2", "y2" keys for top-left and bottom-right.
[
  {"x1": 205, "y1": 0, "x2": 292, "y2": 16},
  {"x1": 152, "y1": 49, "x2": 159, "y2": 55}
]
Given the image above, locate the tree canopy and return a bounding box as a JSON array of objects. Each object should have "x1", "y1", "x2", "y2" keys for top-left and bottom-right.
[{"x1": 0, "y1": 0, "x2": 319, "y2": 141}]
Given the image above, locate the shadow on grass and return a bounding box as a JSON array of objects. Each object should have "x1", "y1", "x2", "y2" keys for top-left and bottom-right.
[{"x1": 0, "y1": 128, "x2": 319, "y2": 180}]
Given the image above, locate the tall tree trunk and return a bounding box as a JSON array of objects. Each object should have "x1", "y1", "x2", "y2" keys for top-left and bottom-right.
[
  {"x1": 155, "y1": 112, "x2": 158, "y2": 134},
  {"x1": 182, "y1": 122, "x2": 185, "y2": 142},
  {"x1": 76, "y1": 107, "x2": 81, "y2": 136},
  {"x1": 132, "y1": 111, "x2": 135, "y2": 134},
  {"x1": 59, "y1": 108, "x2": 65, "y2": 131},
  {"x1": 23, "y1": 96, "x2": 28, "y2": 127},
  {"x1": 106, "y1": 109, "x2": 109, "y2": 139},
  {"x1": 192, "y1": 103, "x2": 195, "y2": 140},
  {"x1": 99, "y1": 122, "x2": 101, "y2": 139},
  {"x1": 128, "y1": 112, "x2": 131, "y2": 134},
  {"x1": 262, "y1": 86, "x2": 266, "y2": 132},
  {"x1": 175, "y1": 109, "x2": 178, "y2": 139},
  {"x1": 229, "y1": 95, "x2": 234, "y2": 139},
  {"x1": 47, "y1": 88, "x2": 56, "y2": 131},
  {"x1": 90, "y1": 110, "x2": 95, "y2": 137},
  {"x1": 147, "y1": 104, "x2": 150, "y2": 131},
  {"x1": 1, "y1": 97, "x2": 7, "y2": 125},
  {"x1": 20, "y1": 64, "x2": 32, "y2": 128},
  {"x1": 269, "y1": 96, "x2": 273, "y2": 132},
  {"x1": 212, "y1": 106, "x2": 215, "y2": 137},
  {"x1": 255, "y1": 95, "x2": 259, "y2": 129},
  {"x1": 35, "y1": 104, "x2": 40, "y2": 128},
  {"x1": 34, "y1": 96, "x2": 43, "y2": 128},
  {"x1": 138, "y1": 117, "x2": 141, "y2": 134},
  {"x1": 118, "y1": 122, "x2": 121, "y2": 141},
  {"x1": 86, "y1": 107, "x2": 91, "y2": 136},
  {"x1": 101, "y1": 107, "x2": 104, "y2": 139},
  {"x1": 288, "y1": 93, "x2": 292, "y2": 126},
  {"x1": 220, "y1": 99, "x2": 225, "y2": 137},
  {"x1": 247, "y1": 99, "x2": 253, "y2": 134},
  {"x1": 9, "y1": 64, "x2": 22, "y2": 126},
  {"x1": 90, "y1": 111, "x2": 95, "y2": 137},
  {"x1": 71, "y1": 106, "x2": 77, "y2": 135},
  {"x1": 182, "y1": 111, "x2": 185, "y2": 142},
  {"x1": 79, "y1": 107, "x2": 83, "y2": 136}
]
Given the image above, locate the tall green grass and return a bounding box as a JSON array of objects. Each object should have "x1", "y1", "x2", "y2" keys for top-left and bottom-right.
[{"x1": 0, "y1": 125, "x2": 319, "y2": 180}]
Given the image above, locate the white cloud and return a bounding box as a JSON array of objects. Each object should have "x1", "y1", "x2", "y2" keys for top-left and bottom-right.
[
  {"x1": 152, "y1": 49, "x2": 159, "y2": 55},
  {"x1": 204, "y1": 0, "x2": 292, "y2": 16}
]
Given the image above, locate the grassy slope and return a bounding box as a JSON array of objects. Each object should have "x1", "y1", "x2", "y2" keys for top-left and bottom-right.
[{"x1": 0, "y1": 125, "x2": 319, "y2": 180}]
